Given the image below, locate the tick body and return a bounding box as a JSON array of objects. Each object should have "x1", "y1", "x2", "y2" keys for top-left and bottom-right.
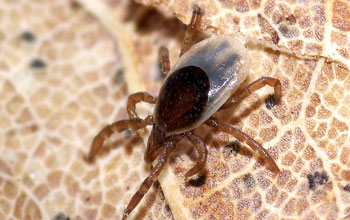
[
  {"x1": 88, "y1": 6, "x2": 282, "y2": 220},
  {"x1": 155, "y1": 36, "x2": 250, "y2": 136}
]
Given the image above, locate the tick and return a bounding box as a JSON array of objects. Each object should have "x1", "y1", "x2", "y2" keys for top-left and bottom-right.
[{"x1": 87, "y1": 6, "x2": 282, "y2": 219}]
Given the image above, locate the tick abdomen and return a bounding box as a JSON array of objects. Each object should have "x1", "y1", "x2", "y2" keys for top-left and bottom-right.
[{"x1": 155, "y1": 36, "x2": 250, "y2": 135}]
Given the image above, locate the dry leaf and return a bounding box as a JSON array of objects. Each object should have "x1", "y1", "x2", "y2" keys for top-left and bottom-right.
[{"x1": 1, "y1": 0, "x2": 350, "y2": 220}]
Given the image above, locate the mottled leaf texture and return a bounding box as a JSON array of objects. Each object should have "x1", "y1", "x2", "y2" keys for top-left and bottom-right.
[{"x1": 1, "y1": 0, "x2": 350, "y2": 220}]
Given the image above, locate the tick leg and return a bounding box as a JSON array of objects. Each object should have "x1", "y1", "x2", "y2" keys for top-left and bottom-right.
[
  {"x1": 159, "y1": 46, "x2": 170, "y2": 76},
  {"x1": 179, "y1": 6, "x2": 203, "y2": 56},
  {"x1": 144, "y1": 130, "x2": 163, "y2": 163},
  {"x1": 144, "y1": 126, "x2": 166, "y2": 163},
  {"x1": 221, "y1": 77, "x2": 282, "y2": 110},
  {"x1": 145, "y1": 136, "x2": 164, "y2": 164},
  {"x1": 145, "y1": 144, "x2": 164, "y2": 164},
  {"x1": 127, "y1": 92, "x2": 156, "y2": 119},
  {"x1": 88, "y1": 116, "x2": 153, "y2": 162},
  {"x1": 184, "y1": 132, "x2": 208, "y2": 177},
  {"x1": 122, "y1": 139, "x2": 179, "y2": 220},
  {"x1": 205, "y1": 118, "x2": 280, "y2": 172}
]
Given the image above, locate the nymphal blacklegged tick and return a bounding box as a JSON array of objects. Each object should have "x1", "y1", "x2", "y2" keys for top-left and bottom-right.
[{"x1": 87, "y1": 6, "x2": 282, "y2": 219}]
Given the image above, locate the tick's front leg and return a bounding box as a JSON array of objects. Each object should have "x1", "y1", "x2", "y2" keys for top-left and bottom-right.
[
  {"x1": 179, "y1": 6, "x2": 203, "y2": 56},
  {"x1": 127, "y1": 92, "x2": 156, "y2": 119},
  {"x1": 88, "y1": 116, "x2": 153, "y2": 162}
]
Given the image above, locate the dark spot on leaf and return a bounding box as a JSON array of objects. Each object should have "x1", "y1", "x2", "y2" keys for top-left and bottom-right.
[
  {"x1": 30, "y1": 59, "x2": 46, "y2": 69},
  {"x1": 307, "y1": 171, "x2": 328, "y2": 190},
  {"x1": 189, "y1": 173, "x2": 206, "y2": 187},
  {"x1": 21, "y1": 31, "x2": 35, "y2": 42},
  {"x1": 223, "y1": 141, "x2": 241, "y2": 156},
  {"x1": 30, "y1": 124, "x2": 39, "y2": 132},
  {"x1": 115, "y1": 68, "x2": 125, "y2": 84},
  {"x1": 265, "y1": 94, "x2": 276, "y2": 109},
  {"x1": 286, "y1": 14, "x2": 296, "y2": 25},
  {"x1": 51, "y1": 212, "x2": 70, "y2": 220},
  {"x1": 278, "y1": 25, "x2": 297, "y2": 38},
  {"x1": 243, "y1": 174, "x2": 255, "y2": 188},
  {"x1": 70, "y1": 1, "x2": 80, "y2": 9},
  {"x1": 344, "y1": 184, "x2": 350, "y2": 191},
  {"x1": 271, "y1": 31, "x2": 280, "y2": 44}
]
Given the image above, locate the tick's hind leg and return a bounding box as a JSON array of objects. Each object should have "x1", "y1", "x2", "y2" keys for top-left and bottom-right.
[
  {"x1": 127, "y1": 92, "x2": 156, "y2": 119},
  {"x1": 206, "y1": 118, "x2": 280, "y2": 172},
  {"x1": 88, "y1": 116, "x2": 153, "y2": 162},
  {"x1": 221, "y1": 77, "x2": 282, "y2": 110},
  {"x1": 184, "y1": 132, "x2": 208, "y2": 177},
  {"x1": 121, "y1": 137, "x2": 180, "y2": 220},
  {"x1": 180, "y1": 6, "x2": 203, "y2": 56}
]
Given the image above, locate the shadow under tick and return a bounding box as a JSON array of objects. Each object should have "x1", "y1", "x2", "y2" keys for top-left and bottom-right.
[
  {"x1": 188, "y1": 173, "x2": 206, "y2": 187},
  {"x1": 265, "y1": 94, "x2": 276, "y2": 109},
  {"x1": 223, "y1": 140, "x2": 241, "y2": 156},
  {"x1": 307, "y1": 171, "x2": 328, "y2": 190}
]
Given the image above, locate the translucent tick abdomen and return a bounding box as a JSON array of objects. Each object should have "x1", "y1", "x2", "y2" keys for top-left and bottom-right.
[{"x1": 154, "y1": 36, "x2": 250, "y2": 135}]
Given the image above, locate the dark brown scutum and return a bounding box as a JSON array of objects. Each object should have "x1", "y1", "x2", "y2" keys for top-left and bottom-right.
[{"x1": 155, "y1": 66, "x2": 210, "y2": 133}]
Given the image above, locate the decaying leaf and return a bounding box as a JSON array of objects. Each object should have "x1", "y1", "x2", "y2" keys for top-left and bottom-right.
[
  {"x1": 1, "y1": 0, "x2": 350, "y2": 219},
  {"x1": 0, "y1": 0, "x2": 172, "y2": 219}
]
